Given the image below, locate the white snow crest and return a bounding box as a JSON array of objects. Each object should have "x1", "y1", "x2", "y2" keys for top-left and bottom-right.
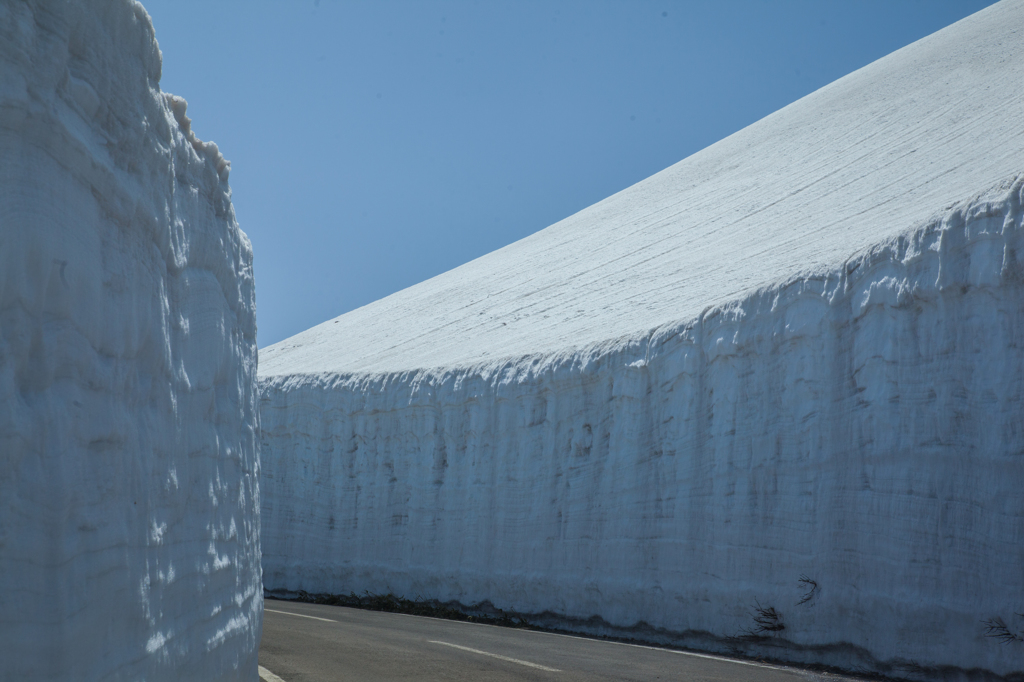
[{"x1": 166, "y1": 93, "x2": 232, "y2": 182}]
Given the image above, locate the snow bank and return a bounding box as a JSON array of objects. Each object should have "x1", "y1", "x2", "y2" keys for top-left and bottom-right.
[
  {"x1": 0, "y1": 2, "x2": 260, "y2": 680},
  {"x1": 260, "y1": 1, "x2": 1023, "y2": 677}
]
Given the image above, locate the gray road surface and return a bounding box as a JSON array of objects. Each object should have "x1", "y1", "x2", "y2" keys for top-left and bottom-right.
[{"x1": 258, "y1": 600, "x2": 855, "y2": 682}]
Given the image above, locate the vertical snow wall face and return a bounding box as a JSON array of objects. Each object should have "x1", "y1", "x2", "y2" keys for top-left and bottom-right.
[
  {"x1": 261, "y1": 178, "x2": 1024, "y2": 677},
  {"x1": 0, "y1": 2, "x2": 260, "y2": 680},
  {"x1": 260, "y1": 2, "x2": 1024, "y2": 677}
]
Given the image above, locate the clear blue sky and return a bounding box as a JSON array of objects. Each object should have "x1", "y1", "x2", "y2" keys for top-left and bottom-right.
[{"x1": 141, "y1": 0, "x2": 996, "y2": 349}]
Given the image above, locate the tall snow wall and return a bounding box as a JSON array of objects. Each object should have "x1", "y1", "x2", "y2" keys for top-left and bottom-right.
[
  {"x1": 0, "y1": 2, "x2": 260, "y2": 680},
  {"x1": 259, "y1": 1, "x2": 1023, "y2": 678},
  {"x1": 262, "y1": 182, "x2": 1024, "y2": 677}
]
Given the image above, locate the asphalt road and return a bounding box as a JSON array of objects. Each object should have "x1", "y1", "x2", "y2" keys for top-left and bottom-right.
[{"x1": 258, "y1": 601, "x2": 853, "y2": 682}]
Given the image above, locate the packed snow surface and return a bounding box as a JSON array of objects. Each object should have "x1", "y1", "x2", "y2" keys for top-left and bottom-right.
[
  {"x1": 0, "y1": 1, "x2": 260, "y2": 680},
  {"x1": 261, "y1": 1, "x2": 1023, "y2": 677},
  {"x1": 261, "y1": 0, "x2": 1024, "y2": 377}
]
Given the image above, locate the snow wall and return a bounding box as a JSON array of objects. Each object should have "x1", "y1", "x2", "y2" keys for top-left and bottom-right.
[
  {"x1": 259, "y1": 2, "x2": 1023, "y2": 678},
  {"x1": 261, "y1": 179, "x2": 1024, "y2": 677},
  {"x1": 0, "y1": 2, "x2": 260, "y2": 680}
]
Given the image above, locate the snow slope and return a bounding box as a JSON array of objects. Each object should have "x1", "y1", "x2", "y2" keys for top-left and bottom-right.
[
  {"x1": 0, "y1": 2, "x2": 260, "y2": 680},
  {"x1": 260, "y1": 0, "x2": 1024, "y2": 377},
  {"x1": 261, "y1": 1, "x2": 1023, "y2": 677}
]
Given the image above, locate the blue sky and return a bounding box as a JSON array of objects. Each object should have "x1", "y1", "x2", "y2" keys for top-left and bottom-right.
[{"x1": 141, "y1": 0, "x2": 996, "y2": 349}]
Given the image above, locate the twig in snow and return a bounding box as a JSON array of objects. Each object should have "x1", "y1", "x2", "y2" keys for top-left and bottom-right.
[
  {"x1": 797, "y1": 575, "x2": 818, "y2": 605},
  {"x1": 982, "y1": 616, "x2": 1024, "y2": 644}
]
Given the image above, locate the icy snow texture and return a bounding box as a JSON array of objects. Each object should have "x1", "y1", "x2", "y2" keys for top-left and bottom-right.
[
  {"x1": 261, "y1": 1, "x2": 1023, "y2": 677},
  {"x1": 0, "y1": 2, "x2": 260, "y2": 680}
]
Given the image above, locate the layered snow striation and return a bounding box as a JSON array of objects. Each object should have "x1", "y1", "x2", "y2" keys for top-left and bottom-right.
[
  {"x1": 260, "y1": 1, "x2": 1024, "y2": 678},
  {"x1": 0, "y1": 2, "x2": 260, "y2": 680}
]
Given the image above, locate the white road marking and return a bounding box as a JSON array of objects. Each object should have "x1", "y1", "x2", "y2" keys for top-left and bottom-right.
[
  {"x1": 265, "y1": 608, "x2": 337, "y2": 623},
  {"x1": 520, "y1": 630, "x2": 791, "y2": 671},
  {"x1": 258, "y1": 665, "x2": 287, "y2": 682},
  {"x1": 267, "y1": 603, "x2": 790, "y2": 673},
  {"x1": 436, "y1": 614, "x2": 786, "y2": 667},
  {"x1": 430, "y1": 640, "x2": 561, "y2": 672}
]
